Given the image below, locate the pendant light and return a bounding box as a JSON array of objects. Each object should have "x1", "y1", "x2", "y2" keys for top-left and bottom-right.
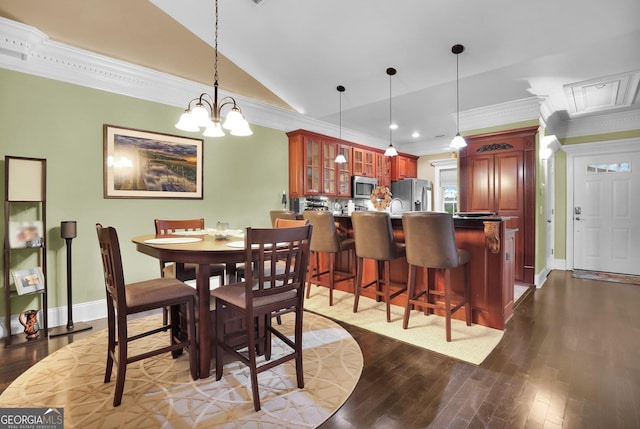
[
  {"x1": 334, "y1": 85, "x2": 347, "y2": 164},
  {"x1": 175, "y1": 0, "x2": 252, "y2": 137},
  {"x1": 384, "y1": 67, "x2": 398, "y2": 157},
  {"x1": 449, "y1": 44, "x2": 466, "y2": 149}
]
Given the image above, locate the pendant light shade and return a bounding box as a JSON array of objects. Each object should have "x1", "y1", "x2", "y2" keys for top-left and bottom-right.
[
  {"x1": 335, "y1": 85, "x2": 347, "y2": 164},
  {"x1": 449, "y1": 44, "x2": 467, "y2": 149},
  {"x1": 385, "y1": 67, "x2": 398, "y2": 157},
  {"x1": 175, "y1": 0, "x2": 251, "y2": 138}
]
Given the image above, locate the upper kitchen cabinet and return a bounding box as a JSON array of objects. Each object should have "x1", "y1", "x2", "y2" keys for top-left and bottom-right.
[
  {"x1": 287, "y1": 130, "x2": 352, "y2": 197},
  {"x1": 376, "y1": 153, "x2": 391, "y2": 187},
  {"x1": 353, "y1": 147, "x2": 376, "y2": 177},
  {"x1": 390, "y1": 154, "x2": 418, "y2": 181},
  {"x1": 459, "y1": 126, "x2": 537, "y2": 284}
]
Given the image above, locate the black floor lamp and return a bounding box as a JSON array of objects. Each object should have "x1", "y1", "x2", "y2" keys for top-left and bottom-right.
[{"x1": 49, "y1": 221, "x2": 92, "y2": 337}]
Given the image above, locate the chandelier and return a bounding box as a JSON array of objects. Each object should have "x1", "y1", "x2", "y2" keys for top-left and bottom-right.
[{"x1": 175, "y1": 0, "x2": 252, "y2": 137}]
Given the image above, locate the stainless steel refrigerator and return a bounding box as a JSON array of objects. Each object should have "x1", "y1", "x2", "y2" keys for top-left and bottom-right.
[{"x1": 390, "y1": 179, "x2": 433, "y2": 212}]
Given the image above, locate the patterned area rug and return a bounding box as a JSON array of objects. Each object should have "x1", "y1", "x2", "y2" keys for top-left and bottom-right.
[
  {"x1": 572, "y1": 269, "x2": 640, "y2": 285},
  {"x1": 305, "y1": 287, "x2": 504, "y2": 365},
  {"x1": 0, "y1": 312, "x2": 362, "y2": 428}
]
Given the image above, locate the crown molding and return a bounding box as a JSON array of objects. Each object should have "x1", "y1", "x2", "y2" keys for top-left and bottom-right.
[
  {"x1": 459, "y1": 97, "x2": 544, "y2": 132},
  {"x1": 552, "y1": 109, "x2": 640, "y2": 139},
  {"x1": 0, "y1": 17, "x2": 390, "y2": 147}
]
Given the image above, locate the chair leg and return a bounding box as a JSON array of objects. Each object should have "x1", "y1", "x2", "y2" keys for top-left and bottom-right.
[
  {"x1": 305, "y1": 251, "x2": 316, "y2": 299},
  {"x1": 464, "y1": 262, "x2": 472, "y2": 326},
  {"x1": 215, "y1": 300, "x2": 225, "y2": 381},
  {"x1": 328, "y1": 253, "x2": 335, "y2": 306},
  {"x1": 170, "y1": 305, "x2": 183, "y2": 358},
  {"x1": 444, "y1": 268, "x2": 452, "y2": 342},
  {"x1": 113, "y1": 322, "x2": 128, "y2": 407},
  {"x1": 294, "y1": 308, "x2": 304, "y2": 389},
  {"x1": 403, "y1": 265, "x2": 416, "y2": 329},
  {"x1": 246, "y1": 311, "x2": 261, "y2": 411},
  {"x1": 353, "y1": 257, "x2": 364, "y2": 313},
  {"x1": 187, "y1": 297, "x2": 198, "y2": 380},
  {"x1": 383, "y1": 260, "x2": 392, "y2": 322},
  {"x1": 104, "y1": 302, "x2": 116, "y2": 383}
]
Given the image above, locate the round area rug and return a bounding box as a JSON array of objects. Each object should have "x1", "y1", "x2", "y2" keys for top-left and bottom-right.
[{"x1": 0, "y1": 312, "x2": 363, "y2": 428}]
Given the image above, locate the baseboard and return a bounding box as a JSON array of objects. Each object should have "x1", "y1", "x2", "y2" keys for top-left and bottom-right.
[{"x1": 0, "y1": 299, "x2": 106, "y2": 339}]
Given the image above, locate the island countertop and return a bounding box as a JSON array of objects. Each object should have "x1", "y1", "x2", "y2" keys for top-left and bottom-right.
[{"x1": 314, "y1": 212, "x2": 516, "y2": 330}]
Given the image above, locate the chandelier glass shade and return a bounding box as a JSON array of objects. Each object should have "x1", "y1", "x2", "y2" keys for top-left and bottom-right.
[
  {"x1": 175, "y1": 0, "x2": 251, "y2": 137},
  {"x1": 449, "y1": 44, "x2": 466, "y2": 149}
]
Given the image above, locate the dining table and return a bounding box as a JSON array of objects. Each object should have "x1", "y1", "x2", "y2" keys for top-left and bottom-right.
[{"x1": 131, "y1": 231, "x2": 247, "y2": 378}]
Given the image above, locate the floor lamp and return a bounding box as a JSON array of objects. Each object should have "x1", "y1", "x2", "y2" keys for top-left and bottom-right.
[{"x1": 49, "y1": 221, "x2": 92, "y2": 337}]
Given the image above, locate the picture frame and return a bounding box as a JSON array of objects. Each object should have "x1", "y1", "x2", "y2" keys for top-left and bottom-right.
[
  {"x1": 103, "y1": 124, "x2": 204, "y2": 199},
  {"x1": 11, "y1": 267, "x2": 45, "y2": 295},
  {"x1": 8, "y1": 221, "x2": 44, "y2": 248}
]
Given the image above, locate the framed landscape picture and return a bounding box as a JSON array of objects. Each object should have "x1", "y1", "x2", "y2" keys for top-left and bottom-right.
[
  {"x1": 11, "y1": 267, "x2": 45, "y2": 295},
  {"x1": 103, "y1": 125, "x2": 203, "y2": 199}
]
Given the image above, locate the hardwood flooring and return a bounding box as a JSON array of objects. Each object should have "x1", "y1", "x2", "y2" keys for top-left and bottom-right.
[{"x1": 1, "y1": 270, "x2": 639, "y2": 428}]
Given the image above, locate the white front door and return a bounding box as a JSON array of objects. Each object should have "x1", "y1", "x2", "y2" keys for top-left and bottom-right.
[{"x1": 573, "y1": 151, "x2": 640, "y2": 275}]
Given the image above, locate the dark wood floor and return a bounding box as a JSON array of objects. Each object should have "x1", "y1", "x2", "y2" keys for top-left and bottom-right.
[{"x1": 1, "y1": 270, "x2": 639, "y2": 428}]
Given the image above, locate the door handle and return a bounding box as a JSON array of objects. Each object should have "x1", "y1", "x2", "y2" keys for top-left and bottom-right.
[{"x1": 575, "y1": 216, "x2": 581, "y2": 221}]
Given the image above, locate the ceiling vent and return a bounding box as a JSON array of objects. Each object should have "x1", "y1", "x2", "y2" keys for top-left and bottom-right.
[{"x1": 564, "y1": 71, "x2": 640, "y2": 116}]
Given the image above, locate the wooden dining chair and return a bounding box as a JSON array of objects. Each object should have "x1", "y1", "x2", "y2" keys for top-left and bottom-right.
[
  {"x1": 96, "y1": 224, "x2": 197, "y2": 406},
  {"x1": 211, "y1": 224, "x2": 312, "y2": 411},
  {"x1": 154, "y1": 218, "x2": 226, "y2": 284}
]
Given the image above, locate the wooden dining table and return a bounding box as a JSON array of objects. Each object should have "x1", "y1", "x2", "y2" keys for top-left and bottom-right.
[{"x1": 131, "y1": 232, "x2": 247, "y2": 378}]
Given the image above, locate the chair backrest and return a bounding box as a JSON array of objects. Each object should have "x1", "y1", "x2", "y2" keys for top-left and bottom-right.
[
  {"x1": 402, "y1": 212, "x2": 459, "y2": 269},
  {"x1": 269, "y1": 210, "x2": 296, "y2": 227},
  {"x1": 351, "y1": 211, "x2": 398, "y2": 260},
  {"x1": 274, "y1": 218, "x2": 308, "y2": 228},
  {"x1": 155, "y1": 218, "x2": 205, "y2": 235},
  {"x1": 242, "y1": 224, "x2": 312, "y2": 307},
  {"x1": 302, "y1": 211, "x2": 340, "y2": 253},
  {"x1": 96, "y1": 224, "x2": 126, "y2": 310}
]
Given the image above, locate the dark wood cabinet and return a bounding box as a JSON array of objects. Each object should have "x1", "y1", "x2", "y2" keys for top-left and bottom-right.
[
  {"x1": 353, "y1": 147, "x2": 375, "y2": 177},
  {"x1": 459, "y1": 126, "x2": 537, "y2": 284},
  {"x1": 288, "y1": 130, "x2": 353, "y2": 197},
  {"x1": 391, "y1": 155, "x2": 418, "y2": 181}
]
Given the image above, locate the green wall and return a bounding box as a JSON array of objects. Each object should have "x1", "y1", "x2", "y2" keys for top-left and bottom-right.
[{"x1": 0, "y1": 68, "x2": 289, "y2": 317}]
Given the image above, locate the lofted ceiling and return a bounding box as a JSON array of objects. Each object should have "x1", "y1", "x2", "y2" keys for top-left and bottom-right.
[{"x1": 1, "y1": 0, "x2": 639, "y2": 154}]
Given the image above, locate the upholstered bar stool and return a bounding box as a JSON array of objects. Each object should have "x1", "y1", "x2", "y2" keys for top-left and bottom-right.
[
  {"x1": 351, "y1": 212, "x2": 407, "y2": 322},
  {"x1": 303, "y1": 211, "x2": 356, "y2": 306},
  {"x1": 269, "y1": 210, "x2": 296, "y2": 227},
  {"x1": 402, "y1": 212, "x2": 472, "y2": 342}
]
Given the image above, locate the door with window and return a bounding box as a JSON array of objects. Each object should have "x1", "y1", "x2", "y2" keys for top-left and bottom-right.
[{"x1": 573, "y1": 152, "x2": 640, "y2": 275}]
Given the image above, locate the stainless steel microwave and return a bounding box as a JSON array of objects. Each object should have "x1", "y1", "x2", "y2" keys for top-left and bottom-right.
[{"x1": 351, "y1": 175, "x2": 378, "y2": 199}]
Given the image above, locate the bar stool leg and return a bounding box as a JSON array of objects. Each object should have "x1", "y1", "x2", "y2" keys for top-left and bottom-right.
[
  {"x1": 329, "y1": 253, "x2": 335, "y2": 306},
  {"x1": 464, "y1": 262, "x2": 472, "y2": 326},
  {"x1": 444, "y1": 268, "x2": 452, "y2": 342},
  {"x1": 353, "y1": 257, "x2": 365, "y2": 313},
  {"x1": 383, "y1": 260, "x2": 392, "y2": 322},
  {"x1": 403, "y1": 265, "x2": 416, "y2": 329}
]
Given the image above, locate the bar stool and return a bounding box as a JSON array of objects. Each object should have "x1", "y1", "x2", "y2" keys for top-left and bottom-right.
[
  {"x1": 351, "y1": 212, "x2": 406, "y2": 322},
  {"x1": 402, "y1": 212, "x2": 472, "y2": 342},
  {"x1": 269, "y1": 210, "x2": 296, "y2": 227},
  {"x1": 303, "y1": 211, "x2": 356, "y2": 306}
]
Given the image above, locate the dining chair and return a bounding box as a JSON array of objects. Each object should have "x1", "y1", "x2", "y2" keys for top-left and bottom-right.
[
  {"x1": 96, "y1": 224, "x2": 197, "y2": 406},
  {"x1": 269, "y1": 210, "x2": 296, "y2": 227},
  {"x1": 402, "y1": 212, "x2": 472, "y2": 341},
  {"x1": 303, "y1": 211, "x2": 356, "y2": 306},
  {"x1": 154, "y1": 218, "x2": 226, "y2": 285},
  {"x1": 211, "y1": 224, "x2": 312, "y2": 411}
]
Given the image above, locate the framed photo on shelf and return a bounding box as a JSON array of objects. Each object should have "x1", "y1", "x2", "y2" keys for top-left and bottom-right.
[
  {"x1": 8, "y1": 221, "x2": 44, "y2": 248},
  {"x1": 11, "y1": 267, "x2": 45, "y2": 295},
  {"x1": 103, "y1": 125, "x2": 204, "y2": 199}
]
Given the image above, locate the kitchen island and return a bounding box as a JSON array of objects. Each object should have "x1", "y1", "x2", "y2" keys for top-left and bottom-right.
[{"x1": 310, "y1": 213, "x2": 516, "y2": 330}]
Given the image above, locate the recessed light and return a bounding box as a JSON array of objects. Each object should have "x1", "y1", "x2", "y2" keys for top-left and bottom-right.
[
  {"x1": 389, "y1": 123, "x2": 398, "y2": 130},
  {"x1": 412, "y1": 131, "x2": 420, "y2": 138}
]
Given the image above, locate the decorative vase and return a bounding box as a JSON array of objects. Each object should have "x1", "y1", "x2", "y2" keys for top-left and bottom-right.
[{"x1": 19, "y1": 309, "x2": 40, "y2": 339}]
